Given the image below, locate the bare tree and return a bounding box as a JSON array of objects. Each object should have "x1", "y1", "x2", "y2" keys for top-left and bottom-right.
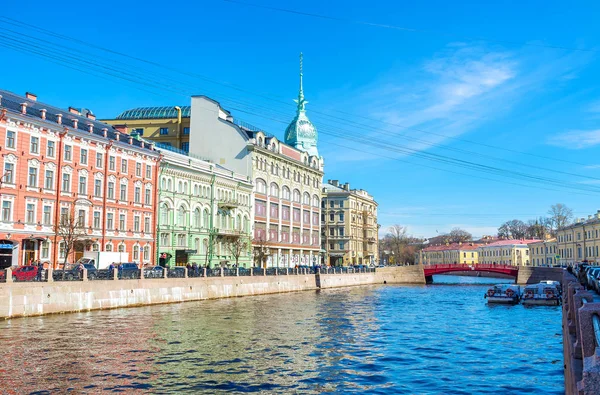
[
  {"x1": 548, "y1": 203, "x2": 573, "y2": 233},
  {"x1": 252, "y1": 237, "x2": 271, "y2": 268},
  {"x1": 526, "y1": 217, "x2": 552, "y2": 239},
  {"x1": 447, "y1": 227, "x2": 472, "y2": 243},
  {"x1": 498, "y1": 219, "x2": 528, "y2": 239},
  {"x1": 224, "y1": 237, "x2": 249, "y2": 268},
  {"x1": 53, "y1": 212, "x2": 89, "y2": 274}
]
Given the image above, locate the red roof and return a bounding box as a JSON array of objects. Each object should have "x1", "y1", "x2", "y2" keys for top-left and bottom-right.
[
  {"x1": 480, "y1": 239, "x2": 540, "y2": 248},
  {"x1": 422, "y1": 243, "x2": 480, "y2": 252}
]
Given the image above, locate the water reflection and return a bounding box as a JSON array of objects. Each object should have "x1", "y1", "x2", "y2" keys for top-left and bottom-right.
[{"x1": 0, "y1": 278, "x2": 563, "y2": 393}]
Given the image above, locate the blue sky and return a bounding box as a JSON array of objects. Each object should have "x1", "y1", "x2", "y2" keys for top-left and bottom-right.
[{"x1": 1, "y1": 0, "x2": 600, "y2": 238}]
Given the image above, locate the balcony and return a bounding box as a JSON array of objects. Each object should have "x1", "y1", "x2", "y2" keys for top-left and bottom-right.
[
  {"x1": 213, "y1": 228, "x2": 245, "y2": 238},
  {"x1": 367, "y1": 237, "x2": 377, "y2": 244},
  {"x1": 218, "y1": 199, "x2": 241, "y2": 209}
]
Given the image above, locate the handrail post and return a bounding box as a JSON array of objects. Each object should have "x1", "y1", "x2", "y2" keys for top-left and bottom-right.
[
  {"x1": 203, "y1": 267, "x2": 207, "y2": 277},
  {"x1": 220, "y1": 267, "x2": 224, "y2": 277},
  {"x1": 47, "y1": 267, "x2": 53, "y2": 283},
  {"x1": 82, "y1": 268, "x2": 88, "y2": 282},
  {"x1": 183, "y1": 267, "x2": 188, "y2": 278},
  {"x1": 250, "y1": 267, "x2": 253, "y2": 276},
  {"x1": 5, "y1": 268, "x2": 12, "y2": 283},
  {"x1": 236, "y1": 267, "x2": 239, "y2": 277}
]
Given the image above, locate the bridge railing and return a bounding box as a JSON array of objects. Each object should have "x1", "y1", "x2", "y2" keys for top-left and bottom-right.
[{"x1": 562, "y1": 271, "x2": 600, "y2": 394}]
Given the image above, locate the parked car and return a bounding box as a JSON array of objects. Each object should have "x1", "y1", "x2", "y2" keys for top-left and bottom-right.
[
  {"x1": 10, "y1": 265, "x2": 39, "y2": 282},
  {"x1": 118, "y1": 263, "x2": 140, "y2": 279},
  {"x1": 167, "y1": 267, "x2": 186, "y2": 278},
  {"x1": 144, "y1": 266, "x2": 164, "y2": 278},
  {"x1": 586, "y1": 267, "x2": 600, "y2": 292},
  {"x1": 58, "y1": 263, "x2": 98, "y2": 280}
]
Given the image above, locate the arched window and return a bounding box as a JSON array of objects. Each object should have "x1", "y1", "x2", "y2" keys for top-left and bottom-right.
[
  {"x1": 133, "y1": 245, "x2": 140, "y2": 261},
  {"x1": 256, "y1": 178, "x2": 266, "y2": 194},
  {"x1": 203, "y1": 209, "x2": 210, "y2": 228},
  {"x1": 303, "y1": 192, "x2": 310, "y2": 205},
  {"x1": 236, "y1": 214, "x2": 241, "y2": 230},
  {"x1": 167, "y1": 179, "x2": 172, "y2": 191},
  {"x1": 178, "y1": 205, "x2": 186, "y2": 226},
  {"x1": 183, "y1": 182, "x2": 188, "y2": 193},
  {"x1": 293, "y1": 189, "x2": 301, "y2": 203},
  {"x1": 270, "y1": 182, "x2": 279, "y2": 197},
  {"x1": 243, "y1": 216, "x2": 249, "y2": 232},
  {"x1": 282, "y1": 186, "x2": 291, "y2": 200},
  {"x1": 194, "y1": 208, "x2": 201, "y2": 228},
  {"x1": 105, "y1": 243, "x2": 113, "y2": 252},
  {"x1": 178, "y1": 181, "x2": 183, "y2": 193},
  {"x1": 161, "y1": 178, "x2": 166, "y2": 189},
  {"x1": 161, "y1": 203, "x2": 169, "y2": 224},
  {"x1": 118, "y1": 243, "x2": 125, "y2": 253},
  {"x1": 143, "y1": 245, "x2": 150, "y2": 261},
  {"x1": 312, "y1": 195, "x2": 320, "y2": 207}
]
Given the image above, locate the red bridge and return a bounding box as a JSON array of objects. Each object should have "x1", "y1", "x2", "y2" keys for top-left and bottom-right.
[{"x1": 423, "y1": 264, "x2": 519, "y2": 282}]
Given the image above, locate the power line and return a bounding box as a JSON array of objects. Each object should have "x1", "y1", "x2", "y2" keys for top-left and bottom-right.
[
  {"x1": 221, "y1": 0, "x2": 599, "y2": 53},
  {"x1": 0, "y1": 15, "x2": 593, "y2": 169}
]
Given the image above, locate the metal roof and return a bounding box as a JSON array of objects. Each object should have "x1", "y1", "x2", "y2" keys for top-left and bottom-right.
[{"x1": 115, "y1": 106, "x2": 191, "y2": 120}]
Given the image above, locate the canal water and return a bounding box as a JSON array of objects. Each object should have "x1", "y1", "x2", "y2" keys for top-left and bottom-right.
[{"x1": 0, "y1": 275, "x2": 563, "y2": 394}]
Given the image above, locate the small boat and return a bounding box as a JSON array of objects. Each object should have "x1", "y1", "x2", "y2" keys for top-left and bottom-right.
[
  {"x1": 521, "y1": 282, "x2": 561, "y2": 306},
  {"x1": 485, "y1": 284, "x2": 521, "y2": 304}
]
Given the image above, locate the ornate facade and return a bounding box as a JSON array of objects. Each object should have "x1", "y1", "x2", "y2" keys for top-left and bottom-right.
[
  {"x1": 321, "y1": 180, "x2": 378, "y2": 266},
  {"x1": 556, "y1": 212, "x2": 600, "y2": 265},
  {"x1": 418, "y1": 243, "x2": 479, "y2": 265}
]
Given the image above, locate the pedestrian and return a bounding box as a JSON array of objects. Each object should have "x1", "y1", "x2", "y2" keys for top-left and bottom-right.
[
  {"x1": 192, "y1": 263, "x2": 198, "y2": 277},
  {"x1": 78, "y1": 262, "x2": 84, "y2": 280},
  {"x1": 36, "y1": 260, "x2": 43, "y2": 281},
  {"x1": 108, "y1": 262, "x2": 115, "y2": 279}
]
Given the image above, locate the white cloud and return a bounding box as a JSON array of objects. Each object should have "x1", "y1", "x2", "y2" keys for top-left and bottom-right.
[{"x1": 547, "y1": 129, "x2": 600, "y2": 149}]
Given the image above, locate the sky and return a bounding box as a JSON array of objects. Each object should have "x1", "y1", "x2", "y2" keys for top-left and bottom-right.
[{"x1": 1, "y1": 0, "x2": 600, "y2": 239}]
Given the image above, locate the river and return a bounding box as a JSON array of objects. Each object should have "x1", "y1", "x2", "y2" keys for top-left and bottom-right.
[{"x1": 0, "y1": 275, "x2": 563, "y2": 394}]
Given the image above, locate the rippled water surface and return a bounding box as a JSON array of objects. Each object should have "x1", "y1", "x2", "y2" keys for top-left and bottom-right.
[{"x1": 0, "y1": 275, "x2": 563, "y2": 394}]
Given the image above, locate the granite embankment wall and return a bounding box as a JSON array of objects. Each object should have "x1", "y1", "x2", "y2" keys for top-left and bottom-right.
[
  {"x1": 0, "y1": 266, "x2": 425, "y2": 319},
  {"x1": 516, "y1": 266, "x2": 564, "y2": 284}
]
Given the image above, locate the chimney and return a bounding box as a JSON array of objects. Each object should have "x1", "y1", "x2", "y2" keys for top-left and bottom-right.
[
  {"x1": 86, "y1": 113, "x2": 96, "y2": 121},
  {"x1": 128, "y1": 135, "x2": 133, "y2": 145},
  {"x1": 20, "y1": 102, "x2": 27, "y2": 114},
  {"x1": 40, "y1": 109, "x2": 47, "y2": 120},
  {"x1": 72, "y1": 118, "x2": 78, "y2": 129},
  {"x1": 25, "y1": 92, "x2": 37, "y2": 101},
  {"x1": 87, "y1": 123, "x2": 94, "y2": 133},
  {"x1": 343, "y1": 182, "x2": 350, "y2": 190},
  {"x1": 102, "y1": 128, "x2": 108, "y2": 138},
  {"x1": 56, "y1": 114, "x2": 62, "y2": 125},
  {"x1": 329, "y1": 180, "x2": 339, "y2": 187},
  {"x1": 68, "y1": 107, "x2": 79, "y2": 115},
  {"x1": 115, "y1": 131, "x2": 120, "y2": 141}
]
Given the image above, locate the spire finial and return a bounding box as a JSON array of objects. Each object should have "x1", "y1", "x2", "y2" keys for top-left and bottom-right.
[{"x1": 296, "y1": 52, "x2": 307, "y2": 112}]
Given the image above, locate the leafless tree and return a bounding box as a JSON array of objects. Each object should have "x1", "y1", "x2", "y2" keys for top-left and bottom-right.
[
  {"x1": 252, "y1": 237, "x2": 271, "y2": 268},
  {"x1": 548, "y1": 203, "x2": 573, "y2": 233},
  {"x1": 498, "y1": 219, "x2": 528, "y2": 239},
  {"x1": 383, "y1": 225, "x2": 420, "y2": 265},
  {"x1": 53, "y1": 212, "x2": 89, "y2": 274},
  {"x1": 224, "y1": 237, "x2": 249, "y2": 267},
  {"x1": 447, "y1": 227, "x2": 472, "y2": 243},
  {"x1": 526, "y1": 217, "x2": 552, "y2": 239}
]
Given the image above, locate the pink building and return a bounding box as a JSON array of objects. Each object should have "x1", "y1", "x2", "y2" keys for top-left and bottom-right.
[{"x1": 0, "y1": 90, "x2": 160, "y2": 268}]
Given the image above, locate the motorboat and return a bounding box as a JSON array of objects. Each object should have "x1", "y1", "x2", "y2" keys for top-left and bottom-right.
[
  {"x1": 521, "y1": 282, "x2": 561, "y2": 306},
  {"x1": 485, "y1": 284, "x2": 521, "y2": 304}
]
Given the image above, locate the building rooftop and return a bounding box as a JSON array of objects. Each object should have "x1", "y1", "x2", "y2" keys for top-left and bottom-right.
[
  {"x1": 0, "y1": 89, "x2": 153, "y2": 152},
  {"x1": 422, "y1": 243, "x2": 479, "y2": 252},
  {"x1": 480, "y1": 239, "x2": 540, "y2": 248},
  {"x1": 115, "y1": 106, "x2": 191, "y2": 120}
]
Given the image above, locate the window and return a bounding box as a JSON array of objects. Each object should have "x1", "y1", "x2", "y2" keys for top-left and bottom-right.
[
  {"x1": 183, "y1": 127, "x2": 190, "y2": 135},
  {"x1": 93, "y1": 211, "x2": 100, "y2": 228},
  {"x1": 3, "y1": 163, "x2": 14, "y2": 184},
  {"x1": 94, "y1": 179, "x2": 102, "y2": 197},
  {"x1": 106, "y1": 213, "x2": 114, "y2": 229},
  {"x1": 134, "y1": 186, "x2": 141, "y2": 203},
  {"x1": 60, "y1": 208, "x2": 68, "y2": 224},
  {"x1": 282, "y1": 186, "x2": 291, "y2": 200},
  {"x1": 160, "y1": 127, "x2": 169, "y2": 135},
  {"x1": 109, "y1": 156, "x2": 115, "y2": 171},
  {"x1": 106, "y1": 244, "x2": 113, "y2": 252},
  {"x1": 108, "y1": 181, "x2": 115, "y2": 199},
  {"x1": 64, "y1": 145, "x2": 72, "y2": 161},
  {"x1": 118, "y1": 244, "x2": 125, "y2": 253},
  {"x1": 270, "y1": 183, "x2": 279, "y2": 197},
  {"x1": 160, "y1": 233, "x2": 169, "y2": 245},
  {"x1": 339, "y1": 242, "x2": 345, "y2": 250},
  {"x1": 134, "y1": 215, "x2": 140, "y2": 232},
  {"x1": 28, "y1": 167, "x2": 38, "y2": 187},
  {"x1": 330, "y1": 213, "x2": 334, "y2": 221},
  {"x1": 78, "y1": 209, "x2": 85, "y2": 227},
  {"x1": 62, "y1": 173, "x2": 71, "y2": 192},
  {"x1": 136, "y1": 163, "x2": 142, "y2": 177},
  {"x1": 339, "y1": 228, "x2": 344, "y2": 237},
  {"x1": 178, "y1": 206, "x2": 186, "y2": 225},
  {"x1": 256, "y1": 179, "x2": 266, "y2": 194},
  {"x1": 80, "y1": 149, "x2": 88, "y2": 165},
  {"x1": 43, "y1": 206, "x2": 51, "y2": 225},
  {"x1": 46, "y1": 141, "x2": 55, "y2": 158},
  {"x1": 161, "y1": 203, "x2": 169, "y2": 224},
  {"x1": 26, "y1": 203, "x2": 35, "y2": 223},
  {"x1": 96, "y1": 153, "x2": 103, "y2": 168},
  {"x1": 133, "y1": 128, "x2": 144, "y2": 136},
  {"x1": 44, "y1": 170, "x2": 54, "y2": 189},
  {"x1": 339, "y1": 213, "x2": 344, "y2": 222},
  {"x1": 78, "y1": 176, "x2": 87, "y2": 195},
  {"x1": 181, "y1": 142, "x2": 189, "y2": 152},
  {"x1": 6, "y1": 131, "x2": 15, "y2": 149},
  {"x1": 121, "y1": 159, "x2": 128, "y2": 174},
  {"x1": 144, "y1": 217, "x2": 150, "y2": 233},
  {"x1": 255, "y1": 200, "x2": 266, "y2": 217},
  {"x1": 2, "y1": 201, "x2": 11, "y2": 221},
  {"x1": 119, "y1": 214, "x2": 126, "y2": 230},
  {"x1": 120, "y1": 183, "x2": 127, "y2": 201},
  {"x1": 59, "y1": 242, "x2": 66, "y2": 259},
  {"x1": 293, "y1": 189, "x2": 301, "y2": 203},
  {"x1": 41, "y1": 241, "x2": 49, "y2": 259},
  {"x1": 145, "y1": 165, "x2": 151, "y2": 179},
  {"x1": 145, "y1": 188, "x2": 151, "y2": 205},
  {"x1": 143, "y1": 246, "x2": 150, "y2": 261},
  {"x1": 30, "y1": 136, "x2": 39, "y2": 154}
]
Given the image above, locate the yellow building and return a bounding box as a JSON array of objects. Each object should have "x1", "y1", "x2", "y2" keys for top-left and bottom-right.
[
  {"x1": 322, "y1": 180, "x2": 378, "y2": 266},
  {"x1": 418, "y1": 243, "x2": 479, "y2": 265},
  {"x1": 556, "y1": 212, "x2": 600, "y2": 265},
  {"x1": 528, "y1": 239, "x2": 558, "y2": 266},
  {"x1": 478, "y1": 239, "x2": 539, "y2": 266},
  {"x1": 102, "y1": 106, "x2": 191, "y2": 153}
]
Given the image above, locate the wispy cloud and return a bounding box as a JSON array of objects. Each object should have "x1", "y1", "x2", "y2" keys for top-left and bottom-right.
[{"x1": 547, "y1": 129, "x2": 600, "y2": 149}]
